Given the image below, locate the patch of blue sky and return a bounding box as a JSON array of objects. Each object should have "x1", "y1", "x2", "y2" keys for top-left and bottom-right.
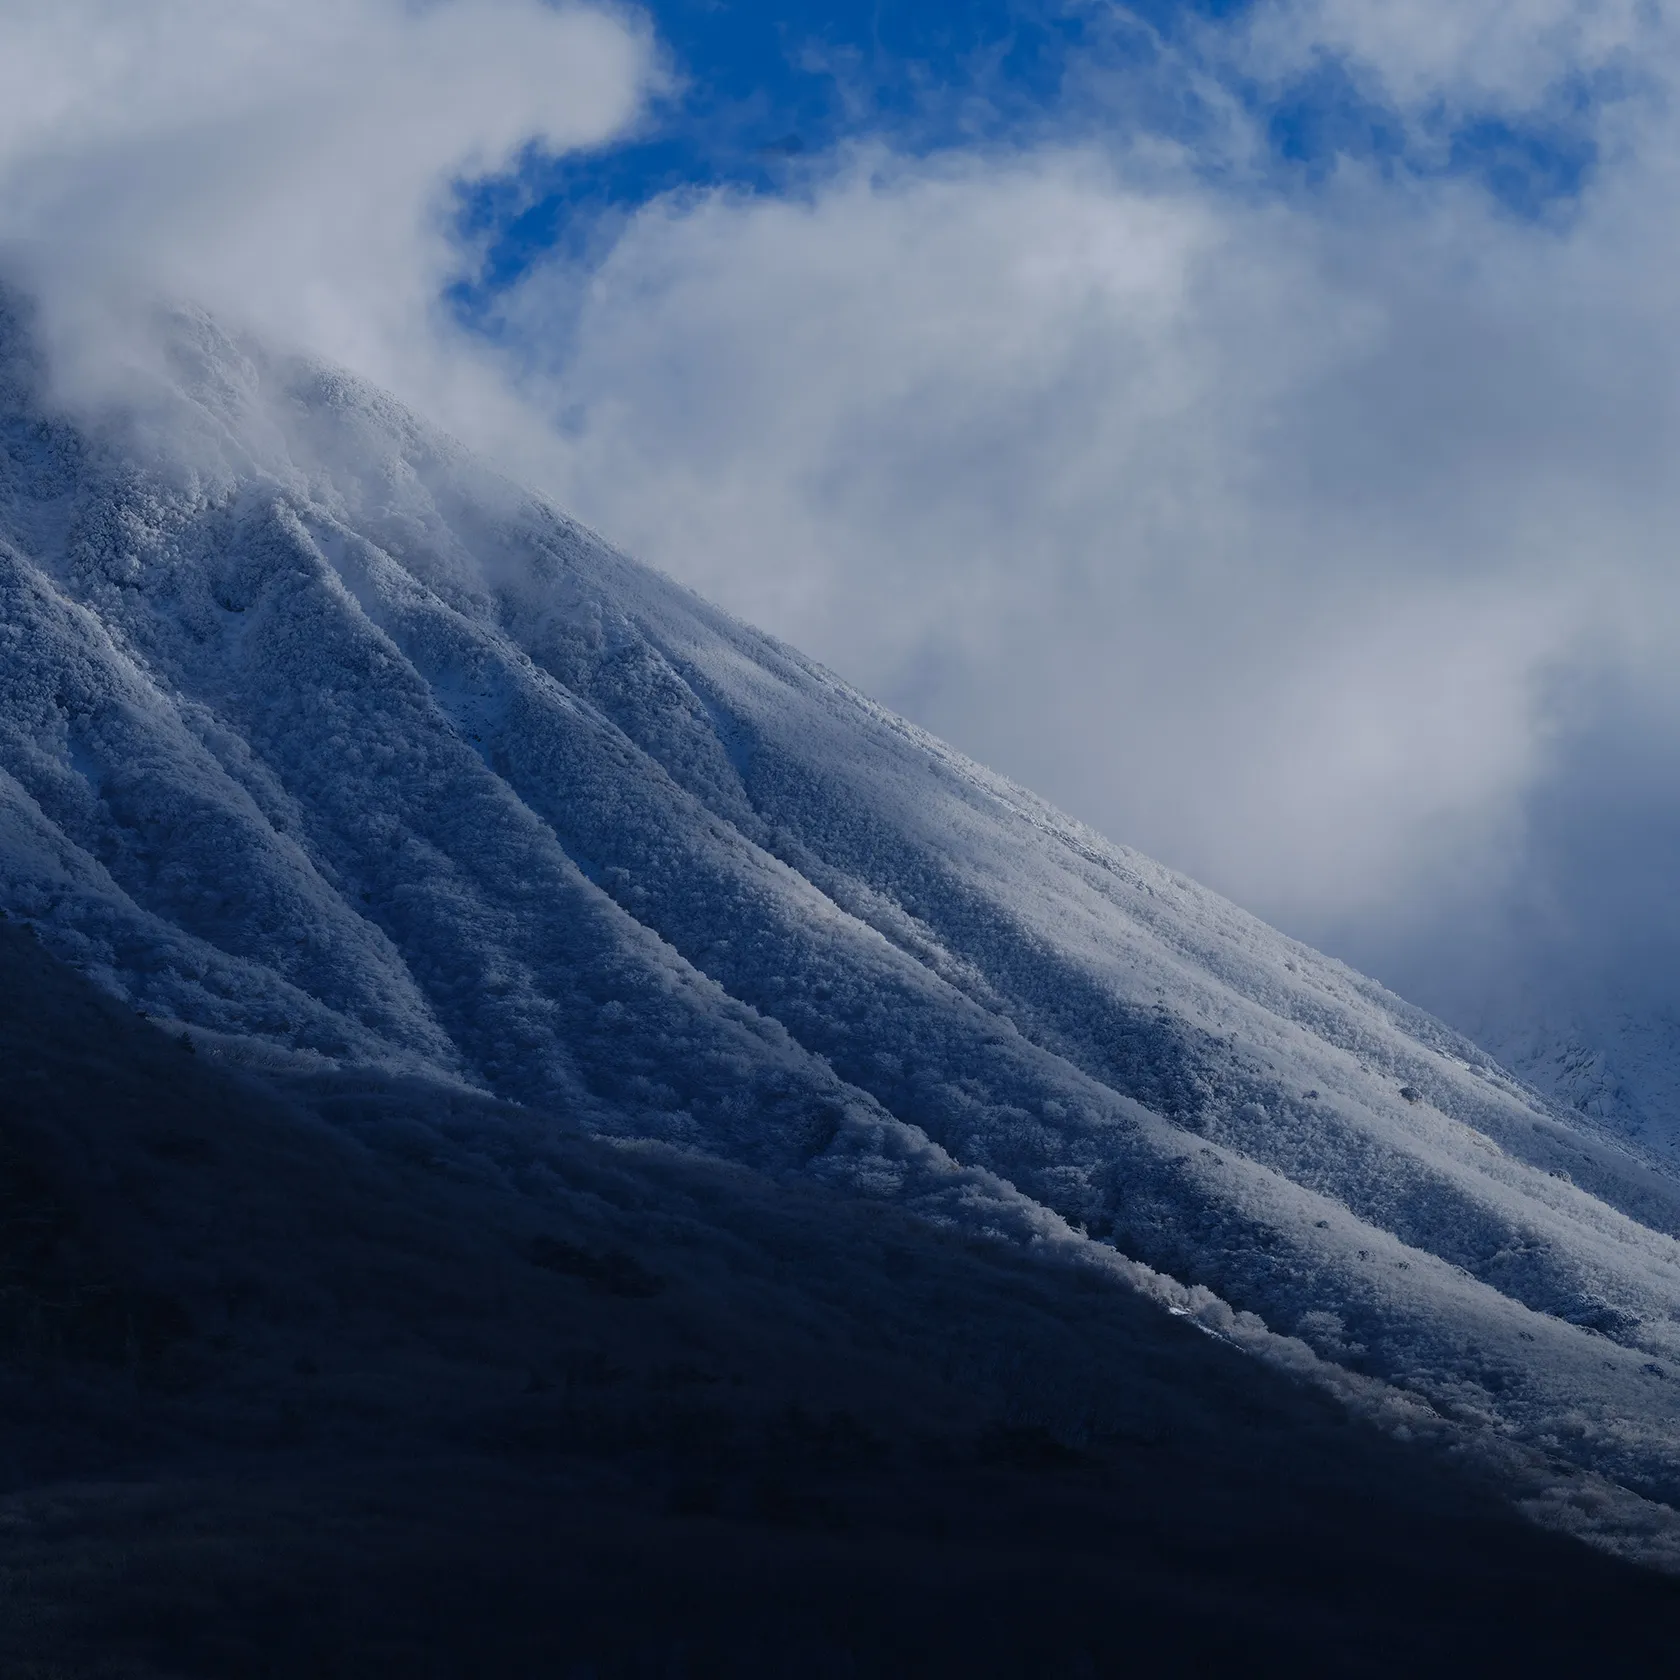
[
  {"x1": 1257, "y1": 58, "x2": 1599, "y2": 217},
  {"x1": 1447, "y1": 115, "x2": 1598, "y2": 219},
  {"x1": 1261, "y1": 56, "x2": 1409, "y2": 178},
  {"x1": 446, "y1": 1, "x2": 1615, "y2": 323},
  {"x1": 448, "y1": 0, "x2": 1101, "y2": 323}
]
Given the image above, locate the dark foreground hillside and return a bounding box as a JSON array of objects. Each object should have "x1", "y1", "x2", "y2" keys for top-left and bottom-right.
[{"x1": 2, "y1": 918, "x2": 1677, "y2": 1678}]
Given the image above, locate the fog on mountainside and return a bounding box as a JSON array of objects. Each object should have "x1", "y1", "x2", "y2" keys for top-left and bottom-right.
[{"x1": 6, "y1": 291, "x2": 1680, "y2": 1658}]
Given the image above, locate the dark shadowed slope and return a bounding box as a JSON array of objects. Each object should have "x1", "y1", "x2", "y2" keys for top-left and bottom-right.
[{"x1": 4, "y1": 920, "x2": 1680, "y2": 1678}]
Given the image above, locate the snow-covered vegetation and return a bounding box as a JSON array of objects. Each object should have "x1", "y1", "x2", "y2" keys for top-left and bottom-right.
[{"x1": 4, "y1": 297, "x2": 1680, "y2": 1554}]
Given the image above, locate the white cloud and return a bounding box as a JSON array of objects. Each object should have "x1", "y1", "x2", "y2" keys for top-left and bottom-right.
[{"x1": 0, "y1": 0, "x2": 655, "y2": 416}]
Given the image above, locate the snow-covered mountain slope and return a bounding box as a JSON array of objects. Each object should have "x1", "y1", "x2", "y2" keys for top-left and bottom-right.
[
  {"x1": 5, "y1": 297, "x2": 1680, "y2": 1538},
  {"x1": 1466, "y1": 989, "x2": 1680, "y2": 1161}
]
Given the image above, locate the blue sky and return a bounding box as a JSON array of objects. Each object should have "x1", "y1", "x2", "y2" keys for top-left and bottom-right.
[
  {"x1": 453, "y1": 1, "x2": 1133, "y2": 308},
  {"x1": 452, "y1": 0, "x2": 1605, "y2": 322}
]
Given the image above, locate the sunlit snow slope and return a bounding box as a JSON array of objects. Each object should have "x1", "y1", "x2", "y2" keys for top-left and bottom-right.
[{"x1": 4, "y1": 299, "x2": 1680, "y2": 1523}]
